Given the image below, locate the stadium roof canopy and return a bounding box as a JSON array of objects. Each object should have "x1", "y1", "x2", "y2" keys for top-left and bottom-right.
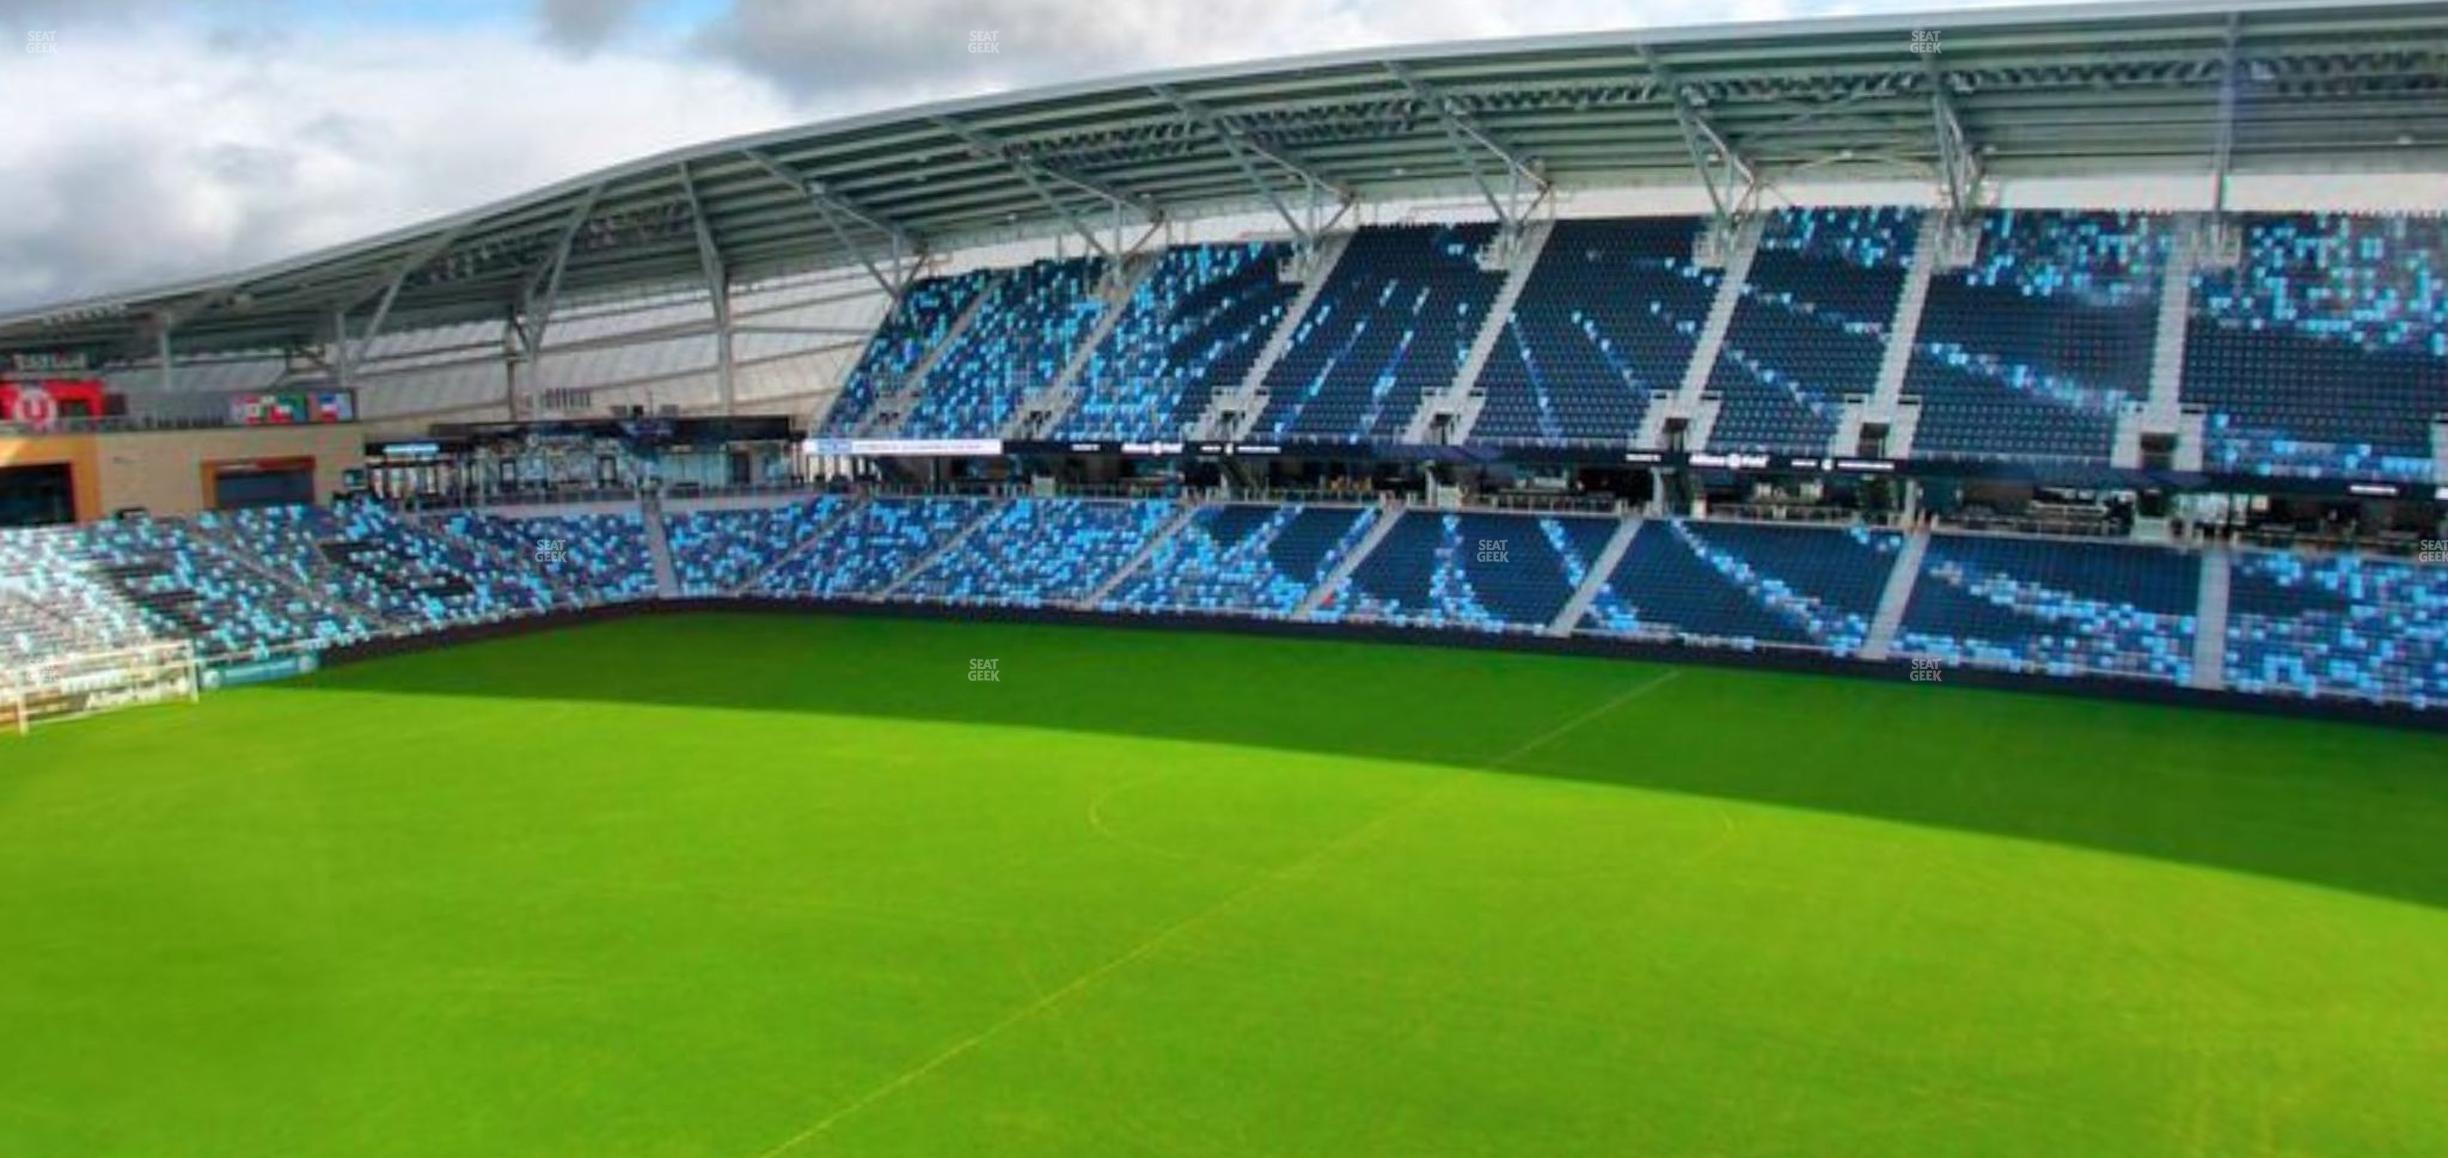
[{"x1": 4, "y1": 0, "x2": 2444, "y2": 367}]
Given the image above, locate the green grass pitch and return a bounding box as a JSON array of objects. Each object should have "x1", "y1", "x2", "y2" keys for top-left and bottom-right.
[{"x1": 4, "y1": 613, "x2": 2445, "y2": 1156}]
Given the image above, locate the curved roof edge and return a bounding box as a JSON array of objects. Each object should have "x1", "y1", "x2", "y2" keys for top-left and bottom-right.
[{"x1": 4, "y1": 0, "x2": 2444, "y2": 364}]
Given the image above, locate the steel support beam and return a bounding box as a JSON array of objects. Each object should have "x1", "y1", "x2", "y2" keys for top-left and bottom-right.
[
  {"x1": 330, "y1": 307, "x2": 351, "y2": 391},
  {"x1": 1155, "y1": 84, "x2": 1351, "y2": 247},
  {"x1": 742, "y1": 149, "x2": 922, "y2": 299},
  {"x1": 514, "y1": 182, "x2": 605, "y2": 357},
  {"x1": 1925, "y1": 58, "x2": 1985, "y2": 215},
  {"x1": 155, "y1": 319, "x2": 174, "y2": 394},
  {"x1": 2210, "y1": 12, "x2": 2244, "y2": 216},
  {"x1": 502, "y1": 305, "x2": 525, "y2": 422},
  {"x1": 1386, "y1": 63, "x2": 1549, "y2": 231},
  {"x1": 676, "y1": 162, "x2": 736, "y2": 417},
  {"x1": 934, "y1": 116, "x2": 1158, "y2": 262},
  {"x1": 340, "y1": 221, "x2": 478, "y2": 382},
  {"x1": 1639, "y1": 45, "x2": 1760, "y2": 232}
]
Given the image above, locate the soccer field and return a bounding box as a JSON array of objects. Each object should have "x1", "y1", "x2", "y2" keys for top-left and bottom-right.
[{"x1": 3, "y1": 613, "x2": 2444, "y2": 1156}]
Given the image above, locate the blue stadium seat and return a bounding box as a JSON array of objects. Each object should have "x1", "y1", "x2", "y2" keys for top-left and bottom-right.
[
  {"x1": 75, "y1": 516, "x2": 375, "y2": 659},
  {"x1": 1251, "y1": 224, "x2": 1504, "y2": 443},
  {"x1": 663, "y1": 499, "x2": 843, "y2": 596},
  {"x1": 1905, "y1": 211, "x2": 2170, "y2": 465},
  {"x1": 1056, "y1": 244, "x2": 1300, "y2": 439},
  {"x1": 2184, "y1": 214, "x2": 2448, "y2": 483},
  {"x1": 0, "y1": 527, "x2": 178, "y2": 672},
  {"x1": 1894, "y1": 533, "x2": 2198, "y2": 682},
  {"x1": 895, "y1": 498, "x2": 1177, "y2": 607},
  {"x1": 1582, "y1": 520, "x2": 1903, "y2": 653},
  {"x1": 901, "y1": 258, "x2": 1108, "y2": 438},
  {"x1": 1470, "y1": 218, "x2": 1718, "y2": 446},
  {"x1": 215, "y1": 502, "x2": 562, "y2": 634},
  {"x1": 819, "y1": 271, "x2": 997, "y2": 435},
  {"x1": 755, "y1": 498, "x2": 989, "y2": 598},
  {"x1": 1706, "y1": 208, "x2": 1920, "y2": 454},
  {"x1": 1311, "y1": 511, "x2": 1617, "y2": 632},
  {"x1": 2225, "y1": 550, "x2": 2448, "y2": 707},
  {"x1": 1106, "y1": 504, "x2": 1381, "y2": 617},
  {"x1": 442, "y1": 511, "x2": 658, "y2": 603}
]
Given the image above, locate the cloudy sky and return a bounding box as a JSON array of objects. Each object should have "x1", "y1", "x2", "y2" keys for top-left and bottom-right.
[{"x1": 0, "y1": 0, "x2": 2051, "y2": 313}]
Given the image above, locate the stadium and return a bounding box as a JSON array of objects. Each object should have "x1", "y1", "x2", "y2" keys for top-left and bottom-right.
[{"x1": 3, "y1": 0, "x2": 2446, "y2": 1152}]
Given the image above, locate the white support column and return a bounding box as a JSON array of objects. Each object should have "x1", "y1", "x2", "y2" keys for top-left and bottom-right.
[
  {"x1": 502, "y1": 312, "x2": 526, "y2": 423},
  {"x1": 714, "y1": 282, "x2": 738, "y2": 418},
  {"x1": 1196, "y1": 231, "x2": 1353, "y2": 441},
  {"x1": 1406, "y1": 219, "x2": 1553, "y2": 444},
  {"x1": 2145, "y1": 222, "x2": 2199, "y2": 424},
  {"x1": 678, "y1": 161, "x2": 737, "y2": 417},
  {"x1": 1676, "y1": 216, "x2": 1763, "y2": 406},
  {"x1": 155, "y1": 323, "x2": 175, "y2": 394},
  {"x1": 330, "y1": 308, "x2": 352, "y2": 392},
  {"x1": 1870, "y1": 212, "x2": 1946, "y2": 413},
  {"x1": 1076, "y1": 500, "x2": 1204, "y2": 609},
  {"x1": 1548, "y1": 517, "x2": 1641, "y2": 636},
  {"x1": 2190, "y1": 544, "x2": 2230, "y2": 691},
  {"x1": 1005, "y1": 250, "x2": 1162, "y2": 438},
  {"x1": 1860, "y1": 528, "x2": 1929, "y2": 662},
  {"x1": 1293, "y1": 505, "x2": 1402, "y2": 619}
]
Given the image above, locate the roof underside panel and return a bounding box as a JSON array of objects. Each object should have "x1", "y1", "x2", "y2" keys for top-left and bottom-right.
[{"x1": 5, "y1": 0, "x2": 2444, "y2": 363}]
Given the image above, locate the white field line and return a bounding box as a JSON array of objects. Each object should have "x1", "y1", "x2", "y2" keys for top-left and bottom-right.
[{"x1": 747, "y1": 667, "x2": 1685, "y2": 1157}]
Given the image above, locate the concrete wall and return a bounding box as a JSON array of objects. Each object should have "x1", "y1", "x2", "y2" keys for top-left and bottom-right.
[
  {"x1": 0, "y1": 433, "x2": 103, "y2": 521},
  {"x1": 87, "y1": 425, "x2": 365, "y2": 518}
]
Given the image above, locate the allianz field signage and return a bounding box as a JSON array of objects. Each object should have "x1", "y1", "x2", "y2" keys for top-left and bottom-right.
[{"x1": 202, "y1": 653, "x2": 320, "y2": 691}]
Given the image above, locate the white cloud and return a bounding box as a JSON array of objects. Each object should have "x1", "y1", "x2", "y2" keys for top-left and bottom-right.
[
  {"x1": 699, "y1": 0, "x2": 1811, "y2": 102},
  {"x1": 0, "y1": 0, "x2": 2221, "y2": 315},
  {"x1": 0, "y1": 21, "x2": 797, "y2": 311}
]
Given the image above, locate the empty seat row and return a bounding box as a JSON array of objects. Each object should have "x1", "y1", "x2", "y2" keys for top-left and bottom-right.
[
  {"x1": 1056, "y1": 244, "x2": 1300, "y2": 439},
  {"x1": 1251, "y1": 224, "x2": 1504, "y2": 443},
  {"x1": 1893, "y1": 533, "x2": 2198, "y2": 683},
  {"x1": 901, "y1": 258, "x2": 1108, "y2": 438},
  {"x1": 1472, "y1": 217, "x2": 1718, "y2": 446},
  {"x1": 754, "y1": 498, "x2": 989, "y2": 599},
  {"x1": 1581, "y1": 520, "x2": 1902, "y2": 653},
  {"x1": 441, "y1": 511, "x2": 658, "y2": 603},
  {"x1": 1105, "y1": 504, "x2": 1380, "y2": 617},
  {"x1": 1906, "y1": 211, "x2": 2170, "y2": 466},
  {"x1": 819, "y1": 270, "x2": 998, "y2": 435},
  {"x1": 2225, "y1": 549, "x2": 2448, "y2": 707},
  {"x1": 663, "y1": 498, "x2": 843, "y2": 596},
  {"x1": 2185, "y1": 214, "x2": 2448, "y2": 482},
  {"x1": 1706, "y1": 209, "x2": 1919, "y2": 455},
  {"x1": 1312, "y1": 511, "x2": 1618, "y2": 633},
  {"x1": 895, "y1": 498, "x2": 1178, "y2": 607}
]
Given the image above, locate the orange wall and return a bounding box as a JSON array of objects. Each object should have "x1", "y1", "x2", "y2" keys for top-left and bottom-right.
[
  {"x1": 0, "y1": 426, "x2": 366, "y2": 522},
  {"x1": 93, "y1": 425, "x2": 363, "y2": 518},
  {"x1": 0, "y1": 433, "x2": 103, "y2": 522}
]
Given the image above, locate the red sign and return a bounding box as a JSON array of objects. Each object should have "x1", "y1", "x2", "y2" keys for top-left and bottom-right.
[
  {"x1": 8, "y1": 385, "x2": 58, "y2": 428},
  {"x1": 0, "y1": 379, "x2": 106, "y2": 427}
]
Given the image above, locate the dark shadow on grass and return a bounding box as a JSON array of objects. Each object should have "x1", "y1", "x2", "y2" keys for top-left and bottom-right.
[{"x1": 281, "y1": 605, "x2": 2448, "y2": 914}]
